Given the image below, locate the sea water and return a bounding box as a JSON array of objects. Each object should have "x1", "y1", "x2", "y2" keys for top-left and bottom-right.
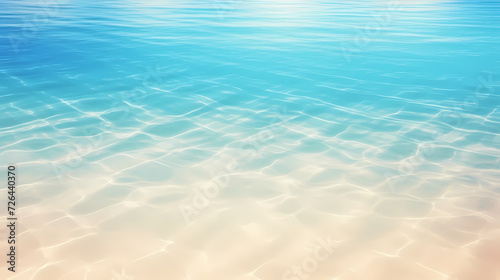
[{"x1": 1, "y1": 0, "x2": 499, "y2": 279}]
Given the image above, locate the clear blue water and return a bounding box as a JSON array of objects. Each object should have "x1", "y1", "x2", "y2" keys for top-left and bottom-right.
[
  {"x1": 2, "y1": 0, "x2": 499, "y2": 173},
  {"x1": 1, "y1": 1, "x2": 500, "y2": 279}
]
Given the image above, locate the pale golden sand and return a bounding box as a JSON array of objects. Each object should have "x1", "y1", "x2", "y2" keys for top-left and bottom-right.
[
  {"x1": 2, "y1": 0, "x2": 499, "y2": 278},
  {"x1": 1, "y1": 118, "x2": 499, "y2": 280}
]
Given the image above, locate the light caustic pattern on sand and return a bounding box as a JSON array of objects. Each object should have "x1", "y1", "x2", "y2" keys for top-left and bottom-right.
[{"x1": 1, "y1": 1, "x2": 500, "y2": 280}]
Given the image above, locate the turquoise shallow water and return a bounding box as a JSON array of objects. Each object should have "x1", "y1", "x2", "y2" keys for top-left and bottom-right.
[{"x1": 1, "y1": 1, "x2": 500, "y2": 280}]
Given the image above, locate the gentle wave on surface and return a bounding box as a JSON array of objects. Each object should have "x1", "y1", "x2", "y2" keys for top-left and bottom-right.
[{"x1": 1, "y1": 0, "x2": 500, "y2": 279}]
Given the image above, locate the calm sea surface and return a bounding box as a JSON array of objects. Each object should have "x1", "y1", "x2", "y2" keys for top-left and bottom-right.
[{"x1": 1, "y1": 1, "x2": 500, "y2": 279}]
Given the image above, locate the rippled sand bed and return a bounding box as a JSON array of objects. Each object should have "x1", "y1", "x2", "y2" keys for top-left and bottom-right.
[
  {"x1": 1, "y1": 0, "x2": 500, "y2": 279},
  {"x1": 2, "y1": 88, "x2": 500, "y2": 280}
]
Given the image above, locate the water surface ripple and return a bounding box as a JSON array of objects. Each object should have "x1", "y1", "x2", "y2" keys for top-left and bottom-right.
[{"x1": 1, "y1": 0, "x2": 500, "y2": 279}]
